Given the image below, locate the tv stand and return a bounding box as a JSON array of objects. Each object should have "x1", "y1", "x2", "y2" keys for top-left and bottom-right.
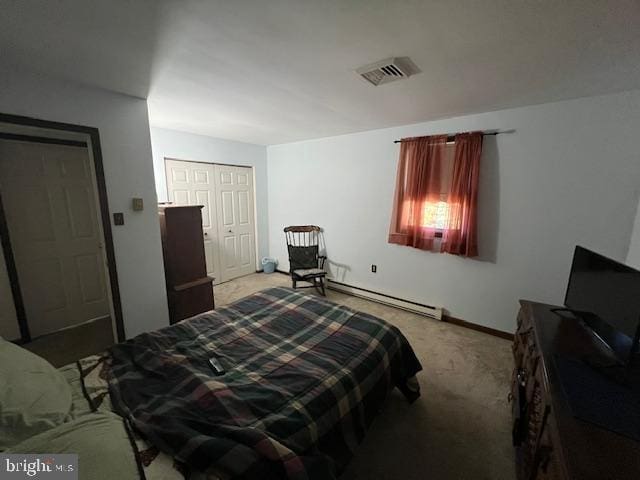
[{"x1": 511, "y1": 300, "x2": 640, "y2": 480}]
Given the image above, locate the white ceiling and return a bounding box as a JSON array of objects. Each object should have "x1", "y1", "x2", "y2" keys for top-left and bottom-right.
[{"x1": 2, "y1": 1, "x2": 640, "y2": 145}]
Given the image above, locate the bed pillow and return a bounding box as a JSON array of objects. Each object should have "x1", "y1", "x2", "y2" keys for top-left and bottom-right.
[
  {"x1": 0, "y1": 337, "x2": 72, "y2": 449},
  {"x1": 6, "y1": 412, "x2": 140, "y2": 480}
]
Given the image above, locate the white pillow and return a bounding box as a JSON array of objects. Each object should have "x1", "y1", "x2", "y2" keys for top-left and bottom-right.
[{"x1": 0, "y1": 338, "x2": 72, "y2": 449}]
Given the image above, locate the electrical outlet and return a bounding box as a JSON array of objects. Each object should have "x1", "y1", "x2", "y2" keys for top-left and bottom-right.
[{"x1": 371, "y1": 264, "x2": 377, "y2": 273}]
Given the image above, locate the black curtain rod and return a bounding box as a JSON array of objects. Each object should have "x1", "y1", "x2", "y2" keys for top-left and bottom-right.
[{"x1": 393, "y1": 131, "x2": 502, "y2": 144}]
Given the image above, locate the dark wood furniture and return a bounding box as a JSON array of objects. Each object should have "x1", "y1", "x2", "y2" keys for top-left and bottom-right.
[
  {"x1": 159, "y1": 205, "x2": 214, "y2": 324},
  {"x1": 511, "y1": 301, "x2": 640, "y2": 480},
  {"x1": 284, "y1": 225, "x2": 327, "y2": 296}
]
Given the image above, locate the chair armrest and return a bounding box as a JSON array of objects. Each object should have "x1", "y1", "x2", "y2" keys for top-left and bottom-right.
[{"x1": 318, "y1": 255, "x2": 327, "y2": 269}]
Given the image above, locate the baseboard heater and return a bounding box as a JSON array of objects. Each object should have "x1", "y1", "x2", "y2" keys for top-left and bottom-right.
[{"x1": 326, "y1": 279, "x2": 443, "y2": 321}]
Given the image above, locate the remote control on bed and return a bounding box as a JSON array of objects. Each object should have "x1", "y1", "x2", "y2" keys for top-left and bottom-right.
[{"x1": 208, "y1": 357, "x2": 225, "y2": 376}]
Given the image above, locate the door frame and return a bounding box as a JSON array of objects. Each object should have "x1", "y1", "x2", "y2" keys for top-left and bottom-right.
[
  {"x1": 163, "y1": 157, "x2": 261, "y2": 275},
  {"x1": 0, "y1": 113, "x2": 125, "y2": 343}
]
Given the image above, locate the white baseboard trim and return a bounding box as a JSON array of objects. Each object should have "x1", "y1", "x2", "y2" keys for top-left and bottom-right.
[{"x1": 326, "y1": 279, "x2": 443, "y2": 320}]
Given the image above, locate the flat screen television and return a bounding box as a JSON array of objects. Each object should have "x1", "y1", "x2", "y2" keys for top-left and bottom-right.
[{"x1": 563, "y1": 246, "x2": 640, "y2": 366}]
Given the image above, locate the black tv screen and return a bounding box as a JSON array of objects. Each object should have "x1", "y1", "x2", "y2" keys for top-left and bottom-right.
[{"x1": 564, "y1": 246, "x2": 640, "y2": 362}]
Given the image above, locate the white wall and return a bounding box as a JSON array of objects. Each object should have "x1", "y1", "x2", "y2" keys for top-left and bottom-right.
[
  {"x1": 150, "y1": 127, "x2": 269, "y2": 262},
  {"x1": 626, "y1": 199, "x2": 640, "y2": 268},
  {"x1": 0, "y1": 68, "x2": 169, "y2": 338},
  {"x1": 267, "y1": 91, "x2": 640, "y2": 333}
]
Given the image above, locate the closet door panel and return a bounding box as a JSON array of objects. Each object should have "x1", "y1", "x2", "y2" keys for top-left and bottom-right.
[
  {"x1": 214, "y1": 165, "x2": 256, "y2": 282},
  {"x1": 165, "y1": 159, "x2": 221, "y2": 284}
]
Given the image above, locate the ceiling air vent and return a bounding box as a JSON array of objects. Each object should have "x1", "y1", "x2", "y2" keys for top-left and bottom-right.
[{"x1": 356, "y1": 57, "x2": 420, "y2": 86}]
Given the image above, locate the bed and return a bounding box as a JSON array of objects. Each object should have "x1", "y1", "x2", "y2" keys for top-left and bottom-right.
[{"x1": 4, "y1": 287, "x2": 422, "y2": 480}]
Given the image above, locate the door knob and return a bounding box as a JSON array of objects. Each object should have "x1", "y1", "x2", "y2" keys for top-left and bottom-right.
[
  {"x1": 228, "y1": 229, "x2": 233, "y2": 233},
  {"x1": 204, "y1": 232, "x2": 208, "y2": 236}
]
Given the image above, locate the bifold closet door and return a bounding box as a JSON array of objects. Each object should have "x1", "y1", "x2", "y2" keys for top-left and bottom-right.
[
  {"x1": 213, "y1": 164, "x2": 256, "y2": 282},
  {"x1": 0, "y1": 140, "x2": 110, "y2": 338},
  {"x1": 165, "y1": 159, "x2": 221, "y2": 284},
  {"x1": 165, "y1": 159, "x2": 257, "y2": 283}
]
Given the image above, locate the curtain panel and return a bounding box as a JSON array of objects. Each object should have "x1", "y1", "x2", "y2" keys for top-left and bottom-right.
[
  {"x1": 388, "y1": 135, "x2": 448, "y2": 250},
  {"x1": 440, "y1": 132, "x2": 483, "y2": 256},
  {"x1": 388, "y1": 132, "x2": 483, "y2": 257}
]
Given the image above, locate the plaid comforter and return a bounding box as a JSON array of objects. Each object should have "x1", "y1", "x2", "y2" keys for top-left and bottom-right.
[{"x1": 108, "y1": 287, "x2": 422, "y2": 480}]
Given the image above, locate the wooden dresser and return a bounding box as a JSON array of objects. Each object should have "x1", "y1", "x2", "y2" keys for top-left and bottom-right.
[
  {"x1": 159, "y1": 205, "x2": 214, "y2": 324},
  {"x1": 511, "y1": 301, "x2": 640, "y2": 480}
]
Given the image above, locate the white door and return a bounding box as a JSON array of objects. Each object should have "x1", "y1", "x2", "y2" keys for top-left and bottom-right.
[
  {"x1": 165, "y1": 159, "x2": 221, "y2": 284},
  {"x1": 0, "y1": 140, "x2": 111, "y2": 338},
  {"x1": 214, "y1": 164, "x2": 256, "y2": 281},
  {"x1": 0, "y1": 241, "x2": 19, "y2": 340}
]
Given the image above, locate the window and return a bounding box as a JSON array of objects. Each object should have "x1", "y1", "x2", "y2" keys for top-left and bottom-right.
[
  {"x1": 388, "y1": 132, "x2": 482, "y2": 256},
  {"x1": 421, "y1": 200, "x2": 450, "y2": 230},
  {"x1": 406, "y1": 144, "x2": 455, "y2": 231}
]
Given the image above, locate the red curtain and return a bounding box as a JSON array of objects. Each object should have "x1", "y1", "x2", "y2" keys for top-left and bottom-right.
[
  {"x1": 440, "y1": 132, "x2": 483, "y2": 257},
  {"x1": 388, "y1": 135, "x2": 448, "y2": 250},
  {"x1": 388, "y1": 131, "x2": 483, "y2": 257}
]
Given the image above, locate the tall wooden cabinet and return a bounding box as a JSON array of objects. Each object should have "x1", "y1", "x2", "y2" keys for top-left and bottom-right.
[{"x1": 159, "y1": 205, "x2": 214, "y2": 324}]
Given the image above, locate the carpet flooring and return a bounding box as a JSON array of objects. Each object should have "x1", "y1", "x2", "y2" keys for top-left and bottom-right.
[{"x1": 214, "y1": 273, "x2": 516, "y2": 480}]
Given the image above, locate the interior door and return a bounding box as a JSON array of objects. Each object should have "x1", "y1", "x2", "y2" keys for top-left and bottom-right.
[
  {"x1": 214, "y1": 164, "x2": 256, "y2": 281},
  {"x1": 0, "y1": 140, "x2": 110, "y2": 338},
  {"x1": 165, "y1": 159, "x2": 221, "y2": 284},
  {"x1": 0, "y1": 241, "x2": 19, "y2": 340}
]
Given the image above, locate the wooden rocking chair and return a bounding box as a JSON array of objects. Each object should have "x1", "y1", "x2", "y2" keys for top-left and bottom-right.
[{"x1": 284, "y1": 225, "x2": 327, "y2": 296}]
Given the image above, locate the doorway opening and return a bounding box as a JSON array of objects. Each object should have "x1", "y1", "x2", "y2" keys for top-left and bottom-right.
[{"x1": 0, "y1": 113, "x2": 124, "y2": 363}]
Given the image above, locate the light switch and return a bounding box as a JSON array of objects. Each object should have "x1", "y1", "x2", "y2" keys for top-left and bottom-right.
[
  {"x1": 113, "y1": 213, "x2": 125, "y2": 225},
  {"x1": 132, "y1": 197, "x2": 144, "y2": 211}
]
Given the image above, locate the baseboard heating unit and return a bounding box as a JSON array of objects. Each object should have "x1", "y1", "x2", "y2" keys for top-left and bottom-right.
[{"x1": 326, "y1": 279, "x2": 443, "y2": 320}]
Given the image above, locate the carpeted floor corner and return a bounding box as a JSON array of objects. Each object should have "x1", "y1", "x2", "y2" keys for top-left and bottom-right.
[{"x1": 214, "y1": 273, "x2": 516, "y2": 480}]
